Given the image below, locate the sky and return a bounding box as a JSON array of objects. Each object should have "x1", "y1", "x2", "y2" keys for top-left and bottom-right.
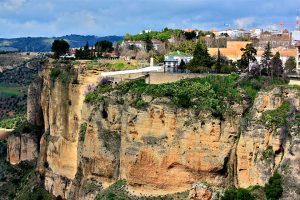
[{"x1": 0, "y1": 0, "x2": 298, "y2": 38}]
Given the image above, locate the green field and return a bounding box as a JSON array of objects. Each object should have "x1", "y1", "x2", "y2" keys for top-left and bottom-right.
[{"x1": 0, "y1": 86, "x2": 26, "y2": 97}]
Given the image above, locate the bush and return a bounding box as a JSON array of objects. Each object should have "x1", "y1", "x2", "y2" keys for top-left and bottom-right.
[
  {"x1": 0, "y1": 114, "x2": 26, "y2": 129},
  {"x1": 49, "y1": 68, "x2": 61, "y2": 82},
  {"x1": 261, "y1": 101, "x2": 290, "y2": 130},
  {"x1": 85, "y1": 84, "x2": 112, "y2": 103},
  {"x1": 49, "y1": 64, "x2": 74, "y2": 85},
  {"x1": 264, "y1": 172, "x2": 283, "y2": 200},
  {"x1": 263, "y1": 146, "x2": 275, "y2": 160},
  {"x1": 79, "y1": 123, "x2": 87, "y2": 142},
  {"x1": 132, "y1": 98, "x2": 147, "y2": 109},
  {"x1": 222, "y1": 188, "x2": 254, "y2": 200},
  {"x1": 239, "y1": 76, "x2": 288, "y2": 102}
]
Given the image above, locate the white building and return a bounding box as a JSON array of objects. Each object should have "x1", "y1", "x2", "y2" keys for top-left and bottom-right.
[
  {"x1": 296, "y1": 42, "x2": 300, "y2": 72},
  {"x1": 292, "y1": 30, "x2": 300, "y2": 45},
  {"x1": 164, "y1": 51, "x2": 193, "y2": 72},
  {"x1": 250, "y1": 29, "x2": 262, "y2": 38}
]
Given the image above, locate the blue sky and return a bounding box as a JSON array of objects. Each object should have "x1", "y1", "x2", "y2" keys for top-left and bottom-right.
[{"x1": 0, "y1": 0, "x2": 298, "y2": 38}]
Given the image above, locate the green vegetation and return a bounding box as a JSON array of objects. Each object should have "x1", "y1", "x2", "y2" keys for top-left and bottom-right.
[
  {"x1": 170, "y1": 40, "x2": 197, "y2": 54},
  {"x1": 86, "y1": 74, "x2": 241, "y2": 119},
  {"x1": 12, "y1": 120, "x2": 43, "y2": 137},
  {"x1": 261, "y1": 101, "x2": 290, "y2": 130},
  {"x1": 239, "y1": 77, "x2": 288, "y2": 102},
  {"x1": 285, "y1": 56, "x2": 296, "y2": 73},
  {"x1": 237, "y1": 43, "x2": 257, "y2": 71},
  {"x1": 96, "y1": 179, "x2": 127, "y2": 200},
  {"x1": 0, "y1": 159, "x2": 54, "y2": 200},
  {"x1": 0, "y1": 86, "x2": 26, "y2": 97},
  {"x1": 95, "y1": 40, "x2": 114, "y2": 53},
  {"x1": 132, "y1": 98, "x2": 147, "y2": 109},
  {"x1": 265, "y1": 172, "x2": 283, "y2": 200},
  {"x1": 49, "y1": 67, "x2": 72, "y2": 84},
  {"x1": 85, "y1": 84, "x2": 112, "y2": 103},
  {"x1": 51, "y1": 39, "x2": 70, "y2": 59},
  {"x1": 222, "y1": 188, "x2": 255, "y2": 200},
  {"x1": 124, "y1": 29, "x2": 182, "y2": 42},
  {"x1": 263, "y1": 146, "x2": 275, "y2": 160},
  {"x1": 0, "y1": 113, "x2": 26, "y2": 129},
  {"x1": 95, "y1": 179, "x2": 189, "y2": 200},
  {"x1": 85, "y1": 75, "x2": 289, "y2": 120},
  {"x1": 187, "y1": 41, "x2": 214, "y2": 72},
  {"x1": 86, "y1": 60, "x2": 138, "y2": 71},
  {"x1": 79, "y1": 123, "x2": 88, "y2": 142}
]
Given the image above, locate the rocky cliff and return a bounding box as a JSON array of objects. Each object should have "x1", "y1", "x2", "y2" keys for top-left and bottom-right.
[{"x1": 7, "y1": 61, "x2": 300, "y2": 199}]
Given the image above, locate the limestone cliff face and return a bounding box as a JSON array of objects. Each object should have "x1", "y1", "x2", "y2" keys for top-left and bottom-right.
[
  {"x1": 34, "y1": 63, "x2": 246, "y2": 198},
  {"x1": 21, "y1": 63, "x2": 300, "y2": 199},
  {"x1": 27, "y1": 75, "x2": 44, "y2": 126},
  {"x1": 237, "y1": 87, "x2": 300, "y2": 199},
  {"x1": 76, "y1": 97, "x2": 244, "y2": 196},
  {"x1": 6, "y1": 75, "x2": 43, "y2": 165},
  {"x1": 7, "y1": 133, "x2": 39, "y2": 165}
]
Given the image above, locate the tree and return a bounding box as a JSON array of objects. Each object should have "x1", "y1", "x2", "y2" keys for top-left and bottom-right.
[
  {"x1": 237, "y1": 43, "x2": 257, "y2": 71},
  {"x1": 214, "y1": 48, "x2": 222, "y2": 72},
  {"x1": 261, "y1": 42, "x2": 273, "y2": 76},
  {"x1": 145, "y1": 35, "x2": 153, "y2": 52},
  {"x1": 264, "y1": 172, "x2": 283, "y2": 200},
  {"x1": 51, "y1": 40, "x2": 70, "y2": 59},
  {"x1": 270, "y1": 52, "x2": 283, "y2": 78},
  {"x1": 95, "y1": 40, "x2": 113, "y2": 56},
  {"x1": 184, "y1": 31, "x2": 197, "y2": 40},
  {"x1": 285, "y1": 56, "x2": 296, "y2": 74},
  {"x1": 171, "y1": 40, "x2": 197, "y2": 54},
  {"x1": 187, "y1": 41, "x2": 213, "y2": 72},
  {"x1": 178, "y1": 59, "x2": 186, "y2": 72}
]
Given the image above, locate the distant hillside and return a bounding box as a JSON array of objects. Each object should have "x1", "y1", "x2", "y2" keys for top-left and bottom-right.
[{"x1": 0, "y1": 35, "x2": 123, "y2": 52}]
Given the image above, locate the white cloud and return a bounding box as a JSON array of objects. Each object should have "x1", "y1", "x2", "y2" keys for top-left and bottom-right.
[
  {"x1": 2, "y1": 0, "x2": 27, "y2": 11},
  {"x1": 234, "y1": 17, "x2": 255, "y2": 29}
]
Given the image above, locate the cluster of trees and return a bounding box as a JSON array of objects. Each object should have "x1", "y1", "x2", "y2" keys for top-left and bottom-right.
[
  {"x1": 76, "y1": 40, "x2": 114, "y2": 59},
  {"x1": 51, "y1": 40, "x2": 70, "y2": 59},
  {"x1": 237, "y1": 42, "x2": 296, "y2": 78},
  {"x1": 179, "y1": 40, "x2": 236, "y2": 73},
  {"x1": 124, "y1": 28, "x2": 213, "y2": 42},
  {"x1": 124, "y1": 28, "x2": 182, "y2": 42},
  {"x1": 51, "y1": 39, "x2": 114, "y2": 60}
]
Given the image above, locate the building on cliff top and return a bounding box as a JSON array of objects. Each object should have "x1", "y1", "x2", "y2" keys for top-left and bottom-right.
[
  {"x1": 164, "y1": 51, "x2": 193, "y2": 72},
  {"x1": 208, "y1": 41, "x2": 297, "y2": 65},
  {"x1": 296, "y1": 42, "x2": 300, "y2": 72}
]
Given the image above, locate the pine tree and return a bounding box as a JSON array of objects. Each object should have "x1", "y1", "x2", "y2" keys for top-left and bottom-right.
[
  {"x1": 187, "y1": 41, "x2": 213, "y2": 72},
  {"x1": 270, "y1": 52, "x2": 283, "y2": 78},
  {"x1": 215, "y1": 48, "x2": 222, "y2": 72},
  {"x1": 237, "y1": 43, "x2": 257, "y2": 72},
  {"x1": 261, "y1": 42, "x2": 273, "y2": 76},
  {"x1": 145, "y1": 35, "x2": 153, "y2": 52},
  {"x1": 285, "y1": 56, "x2": 296, "y2": 74}
]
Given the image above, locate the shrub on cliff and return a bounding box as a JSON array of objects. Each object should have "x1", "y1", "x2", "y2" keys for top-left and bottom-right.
[
  {"x1": 85, "y1": 74, "x2": 241, "y2": 119},
  {"x1": 264, "y1": 172, "x2": 283, "y2": 200},
  {"x1": 261, "y1": 101, "x2": 290, "y2": 130},
  {"x1": 222, "y1": 188, "x2": 254, "y2": 200}
]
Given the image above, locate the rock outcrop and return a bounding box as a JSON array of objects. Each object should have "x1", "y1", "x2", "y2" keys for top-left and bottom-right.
[
  {"x1": 7, "y1": 133, "x2": 39, "y2": 165},
  {"x1": 237, "y1": 87, "x2": 300, "y2": 199},
  {"x1": 27, "y1": 76, "x2": 44, "y2": 126},
  {"x1": 9, "y1": 61, "x2": 300, "y2": 199}
]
